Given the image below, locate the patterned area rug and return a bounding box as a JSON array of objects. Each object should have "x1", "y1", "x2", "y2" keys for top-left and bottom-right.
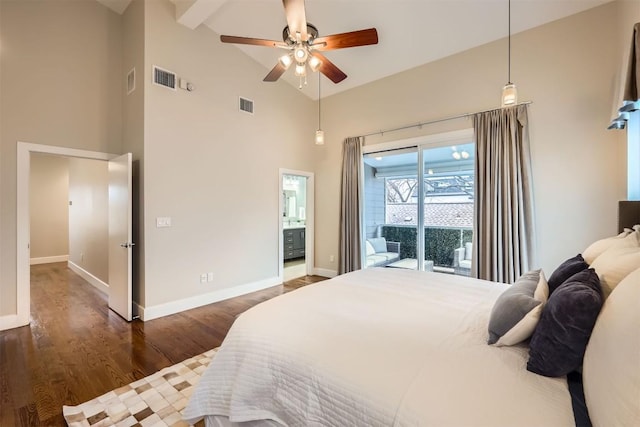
[{"x1": 63, "y1": 348, "x2": 218, "y2": 427}]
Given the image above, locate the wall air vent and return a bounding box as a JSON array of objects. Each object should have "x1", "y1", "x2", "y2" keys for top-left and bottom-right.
[
  {"x1": 153, "y1": 66, "x2": 176, "y2": 90},
  {"x1": 127, "y1": 68, "x2": 135, "y2": 95},
  {"x1": 239, "y1": 97, "x2": 254, "y2": 114}
]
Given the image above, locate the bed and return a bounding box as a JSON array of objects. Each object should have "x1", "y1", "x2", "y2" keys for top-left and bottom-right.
[{"x1": 184, "y1": 206, "x2": 640, "y2": 427}]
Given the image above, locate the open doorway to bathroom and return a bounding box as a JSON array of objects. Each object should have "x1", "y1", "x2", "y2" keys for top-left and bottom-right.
[{"x1": 279, "y1": 169, "x2": 314, "y2": 282}]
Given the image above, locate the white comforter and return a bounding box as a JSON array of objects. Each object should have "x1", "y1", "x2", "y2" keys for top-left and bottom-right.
[{"x1": 184, "y1": 268, "x2": 574, "y2": 426}]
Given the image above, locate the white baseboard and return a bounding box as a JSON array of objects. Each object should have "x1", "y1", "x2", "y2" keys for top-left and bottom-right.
[
  {"x1": 313, "y1": 267, "x2": 338, "y2": 278},
  {"x1": 0, "y1": 314, "x2": 29, "y2": 331},
  {"x1": 139, "y1": 276, "x2": 281, "y2": 321},
  {"x1": 67, "y1": 261, "x2": 109, "y2": 294},
  {"x1": 30, "y1": 255, "x2": 69, "y2": 265}
]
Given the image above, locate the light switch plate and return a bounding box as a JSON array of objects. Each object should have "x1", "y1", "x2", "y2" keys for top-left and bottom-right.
[{"x1": 156, "y1": 217, "x2": 172, "y2": 227}]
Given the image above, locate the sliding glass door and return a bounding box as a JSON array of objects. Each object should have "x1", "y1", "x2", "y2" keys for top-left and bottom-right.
[
  {"x1": 423, "y1": 144, "x2": 474, "y2": 275},
  {"x1": 362, "y1": 149, "x2": 419, "y2": 270},
  {"x1": 362, "y1": 138, "x2": 475, "y2": 275}
]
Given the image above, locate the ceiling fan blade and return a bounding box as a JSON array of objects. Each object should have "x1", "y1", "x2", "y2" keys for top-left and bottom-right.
[
  {"x1": 220, "y1": 35, "x2": 287, "y2": 48},
  {"x1": 282, "y1": 0, "x2": 308, "y2": 41},
  {"x1": 312, "y1": 28, "x2": 379, "y2": 51},
  {"x1": 263, "y1": 62, "x2": 287, "y2": 82},
  {"x1": 312, "y1": 52, "x2": 347, "y2": 84}
]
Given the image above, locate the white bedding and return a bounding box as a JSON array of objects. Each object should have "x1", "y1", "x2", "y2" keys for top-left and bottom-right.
[{"x1": 184, "y1": 268, "x2": 574, "y2": 426}]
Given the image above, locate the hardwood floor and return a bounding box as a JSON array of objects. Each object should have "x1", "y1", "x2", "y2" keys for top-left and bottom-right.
[{"x1": 0, "y1": 262, "x2": 327, "y2": 426}]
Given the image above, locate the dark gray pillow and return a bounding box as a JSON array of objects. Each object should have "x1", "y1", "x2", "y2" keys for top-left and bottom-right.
[
  {"x1": 527, "y1": 268, "x2": 603, "y2": 377},
  {"x1": 547, "y1": 254, "x2": 589, "y2": 294},
  {"x1": 487, "y1": 269, "x2": 548, "y2": 346}
]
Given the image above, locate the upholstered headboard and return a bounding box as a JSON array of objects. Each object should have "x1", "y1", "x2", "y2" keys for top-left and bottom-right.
[{"x1": 618, "y1": 201, "x2": 640, "y2": 232}]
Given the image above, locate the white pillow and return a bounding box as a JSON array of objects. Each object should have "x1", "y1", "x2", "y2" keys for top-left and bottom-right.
[
  {"x1": 582, "y1": 229, "x2": 632, "y2": 264},
  {"x1": 590, "y1": 245, "x2": 640, "y2": 298},
  {"x1": 365, "y1": 240, "x2": 376, "y2": 257},
  {"x1": 583, "y1": 267, "x2": 640, "y2": 427},
  {"x1": 368, "y1": 237, "x2": 387, "y2": 253}
]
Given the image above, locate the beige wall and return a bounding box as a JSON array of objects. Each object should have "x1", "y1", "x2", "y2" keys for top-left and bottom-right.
[
  {"x1": 141, "y1": 0, "x2": 317, "y2": 308},
  {"x1": 315, "y1": 1, "x2": 628, "y2": 275},
  {"x1": 122, "y1": 0, "x2": 146, "y2": 305},
  {"x1": 30, "y1": 154, "x2": 70, "y2": 260},
  {"x1": 68, "y1": 158, "x2": 109, "y2": 283},
  {"x1": 0, "y1": 0, "x2": 123, "y2": 314}
]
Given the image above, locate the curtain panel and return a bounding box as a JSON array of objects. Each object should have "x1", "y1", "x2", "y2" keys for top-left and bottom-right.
[
  {"x1": 610, "y1": 22, "x2": 640, "y2": 129},
  {"x1": 624, "y1": 23, "x2": 640, "y2": 102},
  {"x1": 472, "y1": 104, "x2": 537, "y2": 284},
  {"x1": 338, "y1": 137, "x2": 363, "y2": 274}
]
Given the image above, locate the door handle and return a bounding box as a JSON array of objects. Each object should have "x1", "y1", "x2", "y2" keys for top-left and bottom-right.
[{"x1": 120, "y1": 242, "x2": 136, "y2": 248}]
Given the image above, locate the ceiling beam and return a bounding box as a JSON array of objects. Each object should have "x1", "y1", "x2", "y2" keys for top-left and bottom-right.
[{"x1": 175, "y1": 0, "x2": 227, "y2": 30}]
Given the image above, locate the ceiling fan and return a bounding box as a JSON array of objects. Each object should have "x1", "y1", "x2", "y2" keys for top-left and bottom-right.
[{"x1": 219, "y1": 0, "x2": 378, "y2": 85}]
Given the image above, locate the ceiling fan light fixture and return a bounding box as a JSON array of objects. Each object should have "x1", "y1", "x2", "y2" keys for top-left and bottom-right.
[
  {"x1": 219, "y1": 2, "x2": 378, "y2": 84},
  {"x1": 279, "y1": 54, "x2": 293, "y2": 69},
  {"x1": 501, "y1": 83, "x2": 518, "y2": 107},
  {"x1": 295, "y1": 63, "x2": 307, "y2": 77},
  {"x1": 294, "y1": 46, "x2": 308, "y2": 62},
  {"x1": 308, "y1": 56, "x2": 322, "y2": 72}
]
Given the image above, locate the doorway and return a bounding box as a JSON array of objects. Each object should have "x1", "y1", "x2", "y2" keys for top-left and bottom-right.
[
  {"x1": 15, "y1": 142, "x2": 132, "y2": 328},
  {"x1": 279, "y1": 169, "x2": 314, "y2": 282},
  {"x1": 29, "y1": 153, "x2": 110, "y2": 293}
]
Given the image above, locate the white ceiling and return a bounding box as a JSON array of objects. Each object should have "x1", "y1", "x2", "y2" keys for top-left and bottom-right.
[{"x1": 98, "y1": 0, "x2": 613, "y2": 99}]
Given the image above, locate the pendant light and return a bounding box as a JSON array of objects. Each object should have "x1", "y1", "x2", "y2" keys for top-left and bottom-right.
[
  {"x1": 315, "y1": 74, "x2": 325, "y2": 145},
  {"x1": 501, "y1": 0, "x2": 518, "y2": 107}
]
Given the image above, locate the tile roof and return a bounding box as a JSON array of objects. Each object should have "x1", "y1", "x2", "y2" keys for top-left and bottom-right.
[{"x1": 386, "y1": 203, "x2": 473, "y2": 228}]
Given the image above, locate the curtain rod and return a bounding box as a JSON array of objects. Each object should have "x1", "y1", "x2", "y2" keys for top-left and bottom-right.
[{"x1": 357, "y1": 101, "x2": 533, "y2": 139}]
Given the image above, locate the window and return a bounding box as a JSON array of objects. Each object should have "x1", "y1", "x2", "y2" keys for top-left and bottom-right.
[
  {"x1": 362, "y1": 134, "x2": 475, "y2": 275},
  {"x1": 628, "y1": 110, "x2": 640, "y2": 200}
]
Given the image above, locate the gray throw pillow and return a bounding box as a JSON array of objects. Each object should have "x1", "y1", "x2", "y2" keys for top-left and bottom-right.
[{"x1": 487, "y1": 269, "x2": 549, "y2": 346}]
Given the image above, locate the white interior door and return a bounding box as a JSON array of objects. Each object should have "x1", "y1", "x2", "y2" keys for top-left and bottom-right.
[{"x1": 108, "y1": 153, "x2": 133, "y2": 321}]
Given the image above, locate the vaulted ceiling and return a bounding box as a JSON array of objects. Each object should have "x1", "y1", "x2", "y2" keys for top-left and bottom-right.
[{"x1": 97, "y1": 0, "x2": 613, "y2": 99}]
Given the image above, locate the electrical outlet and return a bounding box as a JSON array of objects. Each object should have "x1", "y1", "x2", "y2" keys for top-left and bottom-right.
[
  {"x1": 200, "y1": 273, "x2": 207, "y2": 283},
  {"x1": 329, "y1": 255, "x2": 335, "y2": 263},
  {"x1": 207, "y1": 272, "x2": 214, "y2": 282}
]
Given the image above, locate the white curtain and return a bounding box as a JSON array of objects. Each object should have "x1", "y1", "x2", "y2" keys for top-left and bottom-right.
[
  {"x1": 338, "y1": 137, "x2": 363, "y2": 274},
  {"x1": 472, "y1": 104, "x2": 536, "y2": 284}
]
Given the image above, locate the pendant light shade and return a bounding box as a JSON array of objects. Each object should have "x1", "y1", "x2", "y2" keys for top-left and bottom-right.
[
  {"x1": 502, "y1": 83, "x2": 518, "y2": 107},
  {"x1": 315, "y1": 73, "x2": 324, "y2": 145},
  {"x1": 501, "y1": 0, "x2": 518, "y2": 107}
]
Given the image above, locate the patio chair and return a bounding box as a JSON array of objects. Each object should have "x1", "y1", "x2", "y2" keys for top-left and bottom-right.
[{"x1": 453, "y1": 242, "x2": 472, "y2": 276}]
